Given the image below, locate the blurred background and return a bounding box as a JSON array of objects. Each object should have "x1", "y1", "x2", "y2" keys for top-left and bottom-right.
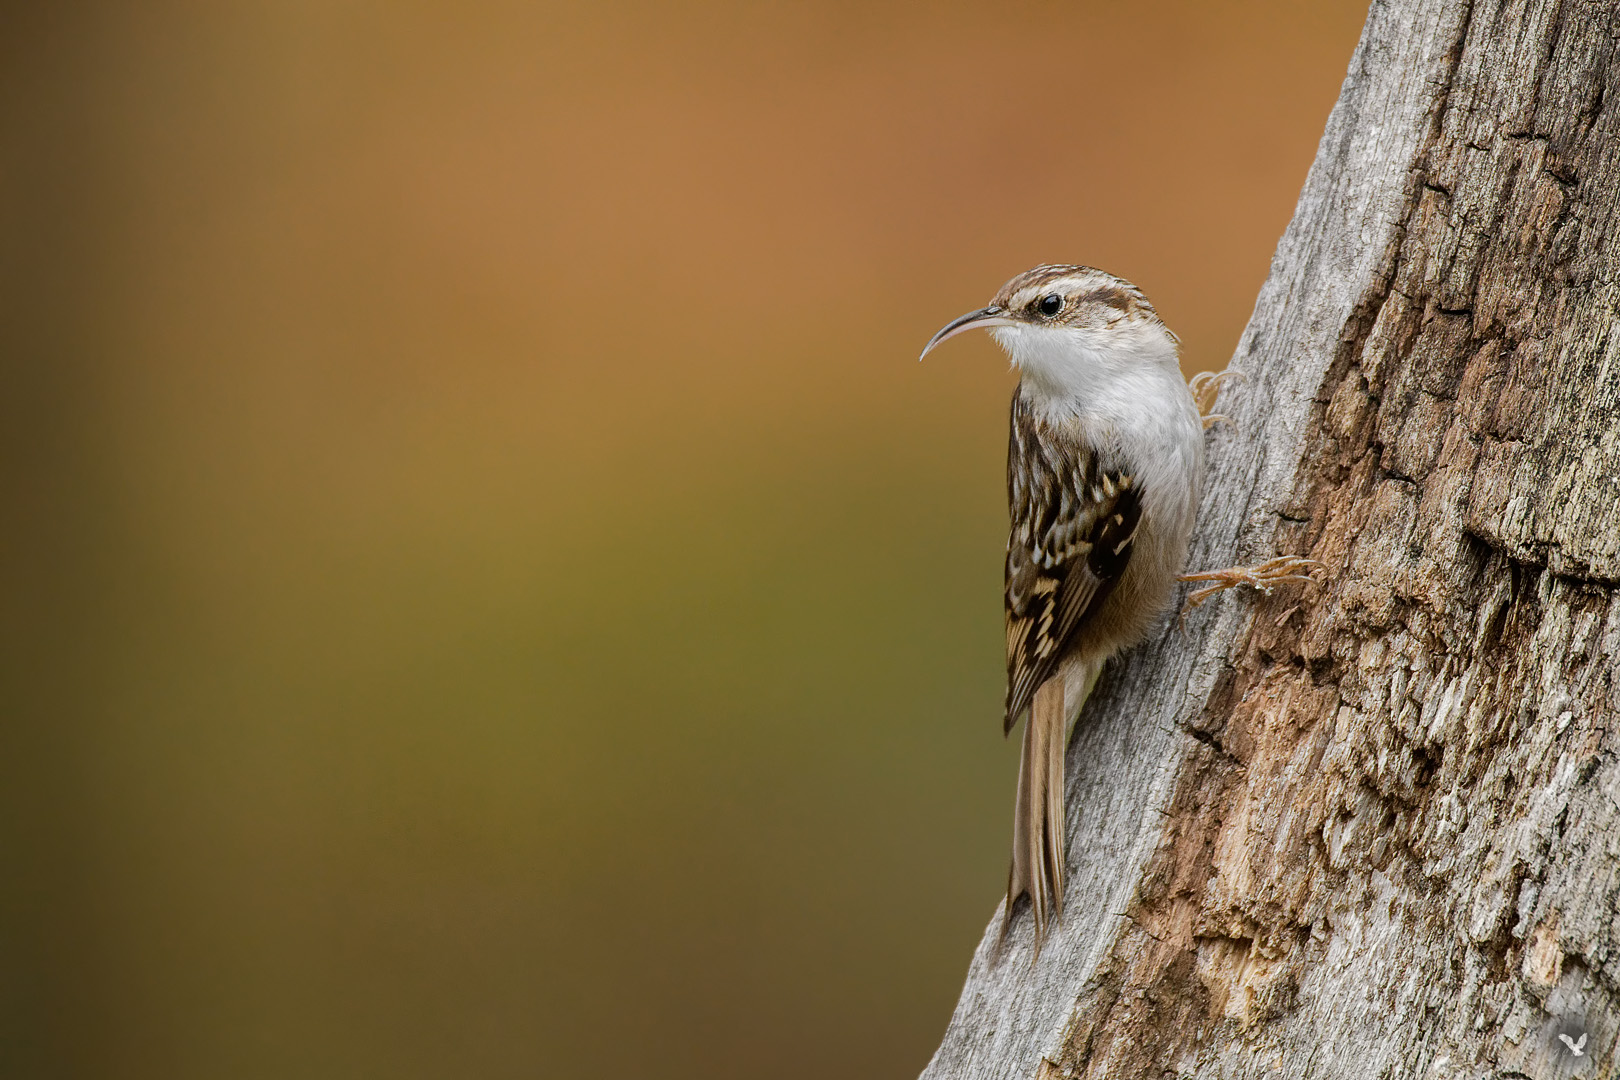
[{"x1": 2, "y1": 2, "x2": 1365, "y2": 1077}]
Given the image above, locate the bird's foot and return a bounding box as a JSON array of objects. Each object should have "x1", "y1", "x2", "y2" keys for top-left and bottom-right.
[
  {"x1": 1188, "y1": 368, "x2": 1244, "y2": 430},
  {"x1": 1179, "y1": 556, "x2": 1324, "y2": 613}
]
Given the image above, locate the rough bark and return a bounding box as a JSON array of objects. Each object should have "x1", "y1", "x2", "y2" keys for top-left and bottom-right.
[{"x1": 923, "y1": 2, "x2": 1620, "y2": 1078}]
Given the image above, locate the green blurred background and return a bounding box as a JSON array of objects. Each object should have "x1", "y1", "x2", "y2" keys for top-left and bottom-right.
[{"x1": 2, "y1": 2, "x2": 1365, "y2": 1077}]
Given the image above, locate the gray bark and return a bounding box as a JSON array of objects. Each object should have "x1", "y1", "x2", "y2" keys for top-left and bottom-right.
[{"x1": 923, "y1": 2, "x2": 1620, "y2": 1078}]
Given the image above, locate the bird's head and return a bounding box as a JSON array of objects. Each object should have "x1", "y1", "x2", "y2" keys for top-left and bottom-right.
[{"x1": 920, "y1": 264, "x2": 1178, "y2": 397}]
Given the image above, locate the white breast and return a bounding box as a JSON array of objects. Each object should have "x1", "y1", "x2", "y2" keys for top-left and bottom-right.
[{"x1": 996, "y1": 319, "x2": 1204, "y2": 602}]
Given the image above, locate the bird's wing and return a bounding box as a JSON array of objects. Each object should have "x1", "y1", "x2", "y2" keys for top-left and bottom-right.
[{"x1": 1004, "y1": 416, "x2": 1141, "y2": 732}]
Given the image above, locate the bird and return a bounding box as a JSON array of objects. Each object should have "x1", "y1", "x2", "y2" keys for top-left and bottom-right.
[
  {"x1": 1558, "y1": 1031, "x2": 1587, "y2": 1056},
  {"x1": 920, "y1": 264, "x2": 1318, "y2": 941},
  {"x1": 921, "y1": 264, "x2": 1204, "y2": 940}
]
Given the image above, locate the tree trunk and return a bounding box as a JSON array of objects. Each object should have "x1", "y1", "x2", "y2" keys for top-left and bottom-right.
[{"x1": 923, "y1": 2, "x2": 1620, "y2": 1078}]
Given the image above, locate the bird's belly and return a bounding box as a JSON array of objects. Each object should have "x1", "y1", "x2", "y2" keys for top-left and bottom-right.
[{"x1": 1072, "y1": 511, "x2": 1191, "y2": 664}]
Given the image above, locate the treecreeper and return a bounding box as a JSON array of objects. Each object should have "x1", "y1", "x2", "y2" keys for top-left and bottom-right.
[{"x1": 921, "y1": 264, "x2": 1319, "y2": 941}]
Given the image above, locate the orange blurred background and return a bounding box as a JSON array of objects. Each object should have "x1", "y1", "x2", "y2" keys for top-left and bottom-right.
[{"x1": 2, "y1": 3, "x2": 1365, "y2": 1077}]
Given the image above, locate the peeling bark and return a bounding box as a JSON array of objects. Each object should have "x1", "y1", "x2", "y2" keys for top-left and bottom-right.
[{"x1": 924, "y1": 2, "x2": 1620, "y2": 1078}]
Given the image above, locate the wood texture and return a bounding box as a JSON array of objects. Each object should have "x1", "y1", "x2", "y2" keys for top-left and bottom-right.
[{"x1": 923, "y1": 2, "x2": 1620, "y2": 1077}]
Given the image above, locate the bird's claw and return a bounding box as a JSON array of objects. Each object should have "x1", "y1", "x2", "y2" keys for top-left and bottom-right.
[
  {"x1": 1179, "y1": 555, "x2": 1325, "y2": 612},
  {"x1": 1188, "y1": 369, "x2": 1244, "y2": 430}
]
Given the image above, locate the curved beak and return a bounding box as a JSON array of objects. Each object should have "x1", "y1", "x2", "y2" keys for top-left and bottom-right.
[{"x1": 918, "y1": 306, "x2": 1016, "y2": 360}]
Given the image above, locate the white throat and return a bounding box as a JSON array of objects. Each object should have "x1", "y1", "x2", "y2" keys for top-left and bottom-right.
[
  {"x1": 991, "y1": 323, "x2": 1182, "y2": 410},
  {"x1": 991, "y1": 320, "x2": 1185, "y2": 427}
]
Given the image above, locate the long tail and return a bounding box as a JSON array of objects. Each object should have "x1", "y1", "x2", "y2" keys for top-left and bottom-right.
[
  {"x1": 1004, "y1": 662, "x2": 1103, "y2": 943},
  {"x1": 1005, "y1": 675, "x2": 1067, "y2": 941}
]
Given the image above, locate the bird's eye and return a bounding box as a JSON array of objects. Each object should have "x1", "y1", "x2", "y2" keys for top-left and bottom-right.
[{"x1": 1037, "y1": 294, "x2": 1063, "y2": 318}]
